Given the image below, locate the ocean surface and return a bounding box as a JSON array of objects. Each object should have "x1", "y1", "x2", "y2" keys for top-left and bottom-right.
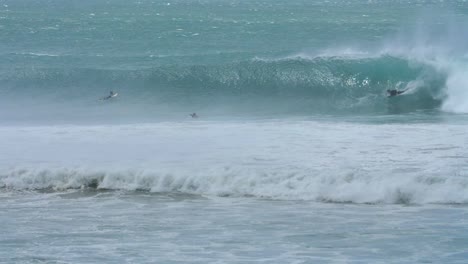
[{"x1": 2, "y1": 0, "x2": 468, "y2": 263}]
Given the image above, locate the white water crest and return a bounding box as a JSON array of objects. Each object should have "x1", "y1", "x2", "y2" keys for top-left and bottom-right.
[{"x1": 2, "y1": 121, "x2": 468, "y2": 204}]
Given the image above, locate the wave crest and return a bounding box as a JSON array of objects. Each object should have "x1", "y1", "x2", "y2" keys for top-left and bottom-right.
[{"x1": 2, "y1": 167, "x2": 468, "y2": 204}]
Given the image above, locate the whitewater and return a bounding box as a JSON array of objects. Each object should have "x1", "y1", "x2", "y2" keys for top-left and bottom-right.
[{"x1": 2, "y1": 0, "x2": 468, "y2": 263}]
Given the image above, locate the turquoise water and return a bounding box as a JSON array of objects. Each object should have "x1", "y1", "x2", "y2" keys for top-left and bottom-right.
[
  {"x1": 2, "y1": 0, "x2": 468, "y2": 122},
  {"x1": 2, "y1": 0, "x2": 468, "y2": 263}
]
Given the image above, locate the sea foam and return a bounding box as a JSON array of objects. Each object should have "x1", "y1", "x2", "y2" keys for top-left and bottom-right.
[
  {"x1": 1, "y1": 121, "x2": 467, "y2": 204},
  {"x1": 2, "y1": 166, "x2": 468, "y2": 204}
]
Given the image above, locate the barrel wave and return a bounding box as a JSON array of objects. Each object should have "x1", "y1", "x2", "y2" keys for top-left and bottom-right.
[{"x1": 0, "y1": 54, "x2": 448, "y2": 123}]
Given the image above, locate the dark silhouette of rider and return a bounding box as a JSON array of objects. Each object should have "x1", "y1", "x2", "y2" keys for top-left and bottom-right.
[{"x1": 387, "y1": 89, "x2": 406, "y2": 97}]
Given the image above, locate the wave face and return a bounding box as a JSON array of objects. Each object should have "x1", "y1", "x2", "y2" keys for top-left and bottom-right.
[{"x1": 0, "y1": 55, "x2": 448, "y2": 122}]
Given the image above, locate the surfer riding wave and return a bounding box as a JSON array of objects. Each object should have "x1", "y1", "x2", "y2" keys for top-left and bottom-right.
[{"x1": 387, "y1": 89, "x2": 406, "y2": 97}]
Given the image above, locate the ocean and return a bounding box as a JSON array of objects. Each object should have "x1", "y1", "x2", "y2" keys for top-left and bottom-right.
[{"x1": 1, "y1": 0, "x2": 468, "y2": 263}]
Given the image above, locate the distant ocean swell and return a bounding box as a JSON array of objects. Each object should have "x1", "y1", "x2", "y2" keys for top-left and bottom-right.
[
  {"x1": 1, "y1": 55, "x2": 449, "y2": 115},
  {"x1": 2, "y1": 167, "x2": 468, "y2": 204}
]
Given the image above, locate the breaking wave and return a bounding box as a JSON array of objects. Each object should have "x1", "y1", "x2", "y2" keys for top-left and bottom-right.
[
  {"x1": 0, "y1": 54, "x2": 449, "y2": 121},
  {"x1": 2, "y1": 167, "x2": 468, "y2": 205}
]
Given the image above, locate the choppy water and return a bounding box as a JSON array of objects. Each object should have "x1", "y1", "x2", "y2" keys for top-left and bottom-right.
[
  {"x1": 2, "y1": 191, "x2": 468, "y2": 264},
  {"x1": 2, "y1": 0, "x2": 468, "y2": 263}
]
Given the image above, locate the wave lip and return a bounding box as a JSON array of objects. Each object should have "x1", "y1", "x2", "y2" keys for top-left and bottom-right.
[{"x1": 2, "y1": 167, "x2": 468, "y2": 205}]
